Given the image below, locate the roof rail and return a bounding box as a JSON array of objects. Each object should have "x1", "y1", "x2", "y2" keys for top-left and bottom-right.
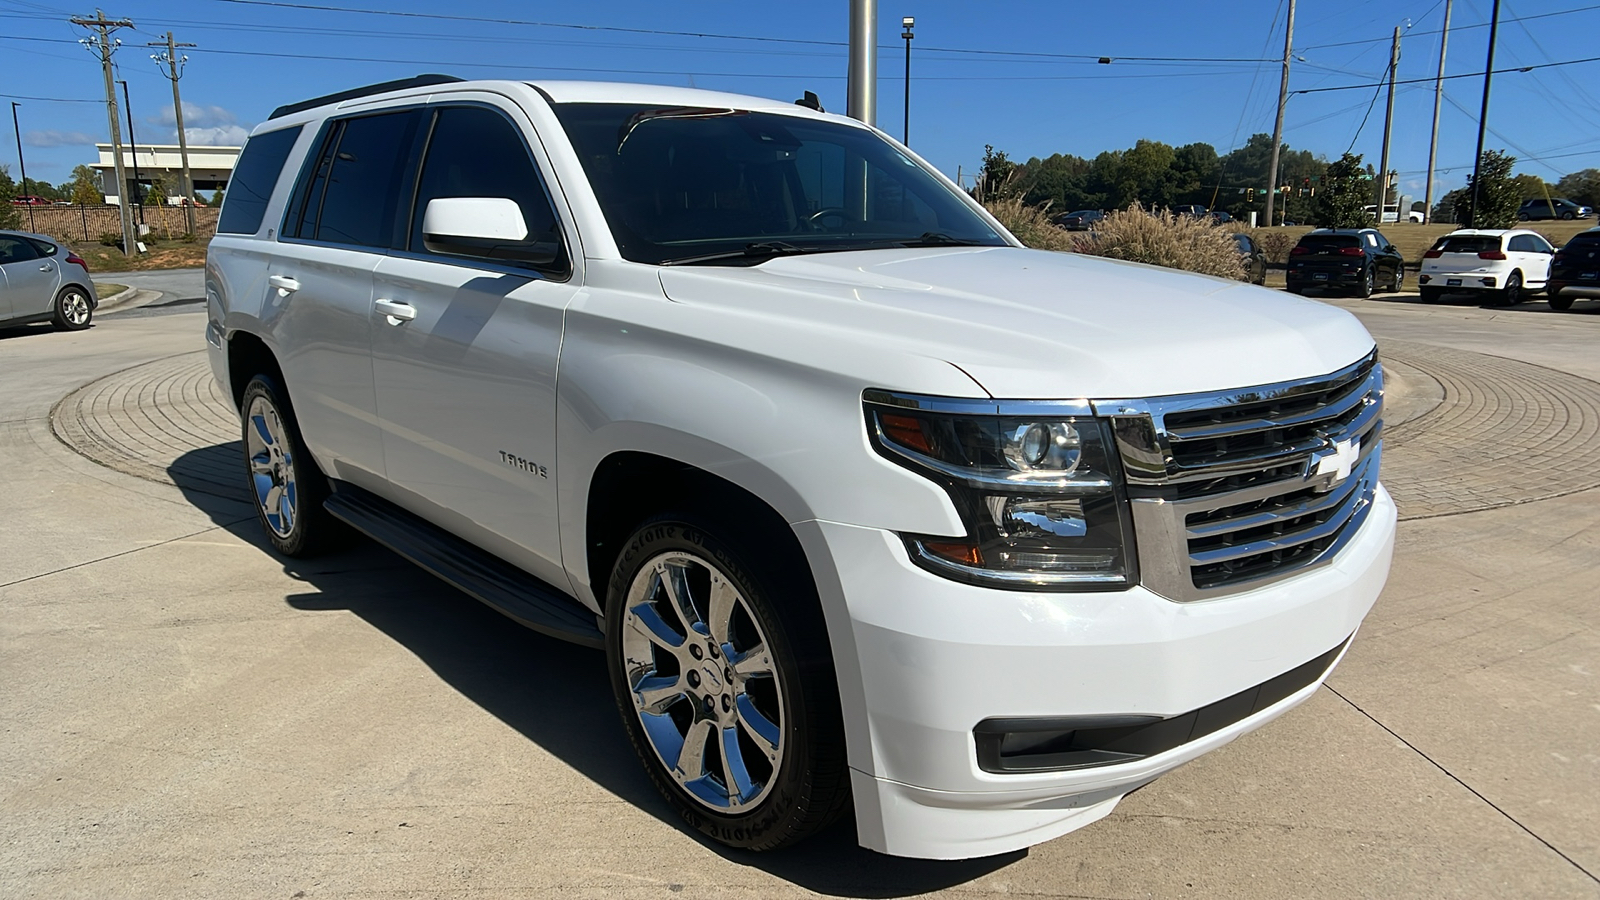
[{"x1": 267, "y1": 74, "x2": 464, "y2": 120}]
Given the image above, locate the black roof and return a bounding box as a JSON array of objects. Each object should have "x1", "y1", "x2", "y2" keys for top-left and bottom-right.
[{"x1": 268, "y1": 74, "x2": 463, "y2": 120}]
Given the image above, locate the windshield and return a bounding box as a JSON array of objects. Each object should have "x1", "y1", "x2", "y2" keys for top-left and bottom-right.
[{"x1": 552, "y1": 103, "x2": 1007, "y2": 265}]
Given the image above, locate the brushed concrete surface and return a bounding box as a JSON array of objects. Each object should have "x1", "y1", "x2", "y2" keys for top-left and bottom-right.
[{"x1": 2, "y1": 300, "x2": 1597, "y2": 898}]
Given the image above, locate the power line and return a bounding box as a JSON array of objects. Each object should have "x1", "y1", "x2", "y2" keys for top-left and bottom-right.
[
  {"x1": 1292, "y1": 54, "x2": 1600, "y2": 93},
  {"x1": 1295, "y1": 3, "x2": 1600, "y2": 50},
  {"x1": 0, "y1": 91, "x2": 100, "y2": 103}
]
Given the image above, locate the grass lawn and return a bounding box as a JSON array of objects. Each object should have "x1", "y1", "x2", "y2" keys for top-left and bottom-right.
[
  {"x1": 1251, "y1": 219, "x2": 1596, "y2": 266},
  {"x1": 93, "y1": 283, "x2": 129, "y2": 299},
  {"x1": 76, "y1": 237, "x2": 210, "y2": 273}
]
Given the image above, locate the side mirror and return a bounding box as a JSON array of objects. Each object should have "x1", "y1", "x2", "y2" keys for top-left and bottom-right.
[{"x1": 422, "y1": 197, "x2": 562, "y2": 267}]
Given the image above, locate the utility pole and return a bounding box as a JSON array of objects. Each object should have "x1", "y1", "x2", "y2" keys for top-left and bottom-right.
[
  {"x1": 1375, "y1": 26, "x2": 1401, "y2": 220},
  {"x1": 150, "y1": 31, "x2": 197, "y2": 234},
  {"x1": 119, "y1": 80, "x2": 143, "y2": 225},
  {"x1": 11, "y1": 101, "x2": 35, "y2": 231},
  {"x1": 1467, "y1": 0, "x2": 1501, "y2": 227},
  {"x1": 1423, "y1": 0, "x2": 1452, "y2": 224},
  {"x1": 72, "y1": 9, "x2": 137, "y2": 256},
  {"x1": 901, "y1": 16, "x2": 914, "y2": 146},
  {"x1": 847, "y1": 0, "x2": 878, "y2": 126},
  {"x1": 1264, "y1": 0, "x2": 1295, "y2": 228}
]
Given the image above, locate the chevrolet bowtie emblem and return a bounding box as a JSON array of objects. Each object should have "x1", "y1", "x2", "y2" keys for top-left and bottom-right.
[{"x1": 1308, "y1": 436, "x2": 1360, "y2": 491}]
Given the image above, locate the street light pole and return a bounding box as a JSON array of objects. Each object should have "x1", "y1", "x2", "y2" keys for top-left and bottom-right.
[
  {"x1": 118, "y1": 79, "x2": 144, "y2": 225},
  {"x1": 902, "y1": 16, "x2": 914, "y2": 146},
  {"x1": 11, "y1": 101, "x2": 35, "y2": 231},
  {"x1": 1467, "y1": 0, "x2": 1501, "y2": 227}
]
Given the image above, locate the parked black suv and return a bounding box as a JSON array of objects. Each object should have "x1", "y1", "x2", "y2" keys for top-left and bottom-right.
[
  {"x1": 1285, "y1": 228, "x2": 1405, "y2": 298},
  {"x1": 1052, "y1": 209, "x2": 1104, "y2": 231},
  {"x1": 1548, "y1": 227, "x2": 1600, "y2": 310},
  {"x1": 1518, "y1": 197, "x2": 1593, "y2": 221}
]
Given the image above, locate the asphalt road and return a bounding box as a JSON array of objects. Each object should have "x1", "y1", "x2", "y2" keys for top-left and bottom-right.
[{"x1": 2, "y1": 290, "x2": 1597, "y2": 898}]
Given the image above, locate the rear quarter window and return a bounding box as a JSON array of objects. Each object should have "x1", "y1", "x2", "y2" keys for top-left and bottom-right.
[
  {"x1": 218, "y1": 125, "x2": 304, "y2": 235},
  {"x1": 1435, "y1": 236, "x2": 1500, "y2": 254}
]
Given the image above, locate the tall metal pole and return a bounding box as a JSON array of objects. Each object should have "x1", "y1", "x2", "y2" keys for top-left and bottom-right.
[
  {"x1": 1264, "y1": 0, "x2": 1295, "y2": 228},
  {"x1": 72, "y1": 9, "x2": 137, "y2": 256},
  {"x1": 847, "y1": 0, "x2": 878, "y2": 126},
  {"x1": 11, "y1": 101, "x2": 35, "y2": 231},
  {"x1": 151, "y1": 31, "x2": 197, "y2": 234},
  {"x1": 1467, "y1": 0, "x2": 1501, "y2": 227},
  {"x1": 901, "y1": 16, "x2": 914, "y2": 145},
  {"x1": 1375, "y1": 27, "x2": 1401, "y2": 219},
  {"x1": 1423, "y1": 0, "x2": 1452, "y2": 224},
  {"x1": 119, "y1": 79, "x2": 143, "y2": 225}
]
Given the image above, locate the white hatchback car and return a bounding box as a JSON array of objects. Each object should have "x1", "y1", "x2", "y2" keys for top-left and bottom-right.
[{"x1": 1418, "y1": 228, "x2": 1555, "y2": 304}]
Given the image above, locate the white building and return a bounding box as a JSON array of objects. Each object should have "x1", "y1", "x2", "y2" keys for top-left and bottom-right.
[{"x1": 93, "y1": 143, "x2": 240, "y2": 205}]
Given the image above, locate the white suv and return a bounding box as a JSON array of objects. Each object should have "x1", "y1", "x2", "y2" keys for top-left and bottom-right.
[
  {"x1": 1418, "y1": 228, "x2": 1555, "y2": 304},
  {"x1": 206, "y1": 76, "x2": 1395, "y2": 860}
]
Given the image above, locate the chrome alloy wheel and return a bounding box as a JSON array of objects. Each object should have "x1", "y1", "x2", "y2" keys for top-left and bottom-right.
[
  {"x1": 60, "y1": 290, "x2": 91, "y2": 326},
  {"x1": 621, "y1": 551, "x2": 785, "y2": 812},
  {"x1": 244, "y1": 394, "x2": 298, "y2": 538}
]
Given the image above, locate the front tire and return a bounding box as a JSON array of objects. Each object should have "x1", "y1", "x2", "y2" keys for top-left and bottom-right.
[
  {"x1": 51, "y1": 286, "x2": 93, "y2": 331},
  {"x1": 605, "y1": 516, "x2": 849, "y2": 851},
  {"x1": 239, "y1": 374, "x2": 344, "y2": 557}
]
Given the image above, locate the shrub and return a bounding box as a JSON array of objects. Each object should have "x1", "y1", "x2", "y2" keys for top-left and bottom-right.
[
  {"x1": 982, "y1": 197, "x2": 1077, "y2": 251},
  {"x1": 1254, "y1": 229, "x2": 1299, "y2": 264},
  {"x1": 99, "y1": 231, "x2": 124, "y2": 247},
  {"x1": 179, "y1": 232, "x2": 198, "y2": 243},
  {"x1": 1074, "y1": 203, "x2": 1246, "y2": 280}
]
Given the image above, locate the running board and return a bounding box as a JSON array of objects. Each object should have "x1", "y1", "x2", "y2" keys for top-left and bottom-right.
[{"x1": 324, "y1": 483, "x2": 604, "y2": 649}]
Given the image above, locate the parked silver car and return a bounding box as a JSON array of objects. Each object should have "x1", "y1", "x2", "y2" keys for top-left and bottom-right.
[{"x1": 0, "y1": 231, "x2": 98, "y2": 331}]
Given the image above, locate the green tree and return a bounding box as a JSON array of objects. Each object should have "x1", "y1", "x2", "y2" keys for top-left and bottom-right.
[
  {"x1": 1314, "y1": 153, "x2": 1372, "y2": 228},
  {"x1": 210, "y1": 188, "x2": 225, "y2": 209},
  {"x1": 1510, "y1": 173, "x2": 1548, "y2": 199},
  {"x1": 0, "y1": 165, "x2": 21, "y2": 229},
  {"x1": 977, "y1": 145, "x2": 1018, "y2": 200},
  {"x1": 145, "y1": 174, "x2": 169, "y2": 208},
  {"x1": 1459, "y1": 150, "x2": 1521, "y2": 228},
  {"x1": 1555, "y1": 168, "x2": 1600, "y2": 208},
  {"x1": 1433, "y1": 187, "x2": 1468, "y2": 224},
  {"x1": 67, "y1": 164, "x2": 102, "y2": 205}
]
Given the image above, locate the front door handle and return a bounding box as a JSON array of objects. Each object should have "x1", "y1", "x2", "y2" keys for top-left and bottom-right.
[
  {"x1": 268, "y1": 274, "x2": 300, "y2": 297},
  {"x1": 374, "y1": 298, "x2": 416, "y2": 324}
]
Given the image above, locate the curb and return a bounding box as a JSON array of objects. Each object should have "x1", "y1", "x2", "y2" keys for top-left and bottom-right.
[
  {"x1": 96, "y1": 286, "x2": 138, "y2": 308},
  {"x1": 97, "y1": 288, "x2": 165, "y2": 316}
]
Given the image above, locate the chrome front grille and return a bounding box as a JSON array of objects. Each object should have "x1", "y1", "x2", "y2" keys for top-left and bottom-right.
[{"x1": 1092, "y1": 351, "x2": 1383, "y2": 602}]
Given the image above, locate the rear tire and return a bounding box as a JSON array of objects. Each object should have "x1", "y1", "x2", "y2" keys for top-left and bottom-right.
[
  {"x1": 1499, "y1": 271, "x2": 1524, "y2": 305},
  {"x1": 605, "y1": 516, "x2": 849, "y2": 852},
  {"x1": 239, "y1": 374, "x2": 345, "y2": 557},
  {"x1": 1420, "y1": 286, "x2": 1443, "y2": 303},
  {"x1": 1388, "y1": 266, "x2": 1404, "y2": 293},
  {"x1": 1548, "y1": 292, "x2": 1574, "y2": 311},
  {"x1": 1355, "y1": 267, "x2": 1375, "y2": 299},
  {"x1": 51, "y1": 286, "x2": 94, "y2": 331}
]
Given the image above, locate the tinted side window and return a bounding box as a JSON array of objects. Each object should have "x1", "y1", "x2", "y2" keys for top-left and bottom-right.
[
  {"x1": 0, "y1": 235, "x2": 41, "y2": 263},
  {"x1": 315, "y1": 111, "x2": 423, "y2": 248},
  {"x1": 410, "y1": 106, "x2": 562, "y2": 265},
  {"x1": 218, "y1": 125, "x2": 303, "y2": 235},
  {"x1": 1508, "y1": 235, "x2": 1532, "y2": 252}
]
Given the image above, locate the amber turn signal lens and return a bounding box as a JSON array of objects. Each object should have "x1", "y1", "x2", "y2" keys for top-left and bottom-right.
[
  {"x1": 880, "y1": 413, "x2": 934, "y2": 454},
  {"x1": 923, "y1": 541, "x2": 983, "y2": 566}
]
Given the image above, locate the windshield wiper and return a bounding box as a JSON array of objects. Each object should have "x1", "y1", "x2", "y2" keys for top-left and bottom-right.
[
  {"x1": 659, "y1": 241, "x2": 820, "y2": 266},
  {"x1": 898, "y1": 231, "x2": 993, "y2": 247}
]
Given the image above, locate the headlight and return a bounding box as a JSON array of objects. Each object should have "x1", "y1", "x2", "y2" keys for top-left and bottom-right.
[{"x1": 864, "y1": 392, "x2": 1137, "y2": 591}]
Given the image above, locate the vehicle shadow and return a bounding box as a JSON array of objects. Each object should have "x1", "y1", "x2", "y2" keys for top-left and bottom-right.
[{"x1": 167, "y1": 445, "x2": 1021, "y2": 896}]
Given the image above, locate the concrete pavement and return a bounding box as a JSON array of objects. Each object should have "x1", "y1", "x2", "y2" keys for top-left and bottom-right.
[{"x1": 2, "y1": 296, "x2": 1598, "y2": 898}]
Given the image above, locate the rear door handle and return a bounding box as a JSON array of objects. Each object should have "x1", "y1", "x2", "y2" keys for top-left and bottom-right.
[
  {"x1": 39, "y1": 263, "x2": 54, "y2": 272},
  {"x1": 374, "y1": 298, "x2": 416, "y2": 323},
  {"x1": 268, "y1": 274, "x2": 301, "y2": 296}
]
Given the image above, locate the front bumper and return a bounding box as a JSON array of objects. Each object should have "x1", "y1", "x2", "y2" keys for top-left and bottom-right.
[{"x1": 797, "y1": 483, "x2": 1396, "y2": 859}]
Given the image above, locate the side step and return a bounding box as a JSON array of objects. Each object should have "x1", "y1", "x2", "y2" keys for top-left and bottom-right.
[{"x1": 324, "y1": 483, "x2": 604, "y2": 649}]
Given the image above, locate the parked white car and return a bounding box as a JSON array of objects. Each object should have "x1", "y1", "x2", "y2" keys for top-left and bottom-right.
[
  {"x1": 206, "y1": 76, "x2": 1395, "y2": 860},
  {"x1": 1364, "y1": 204, "x2": 1424, "y2": 224},
  {"x1": 1418, "y1": 228, "x2": 1555, "y2": 304}
]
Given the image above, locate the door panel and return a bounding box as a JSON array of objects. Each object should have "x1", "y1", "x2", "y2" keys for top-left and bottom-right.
[
  {"x1": 370, "y1": 256, "x2": 574, "y2": 585},
  {"x1": 0, "y1": 236, "x2": 59, "y2": 318},
  {"x1": 266, "y1": 243, "x2": 385, "y2": 487}
]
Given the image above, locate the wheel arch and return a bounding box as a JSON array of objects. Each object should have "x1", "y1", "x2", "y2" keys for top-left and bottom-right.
[{"x1": 226, "y1": 330, "x2": 284, "y2": 412}]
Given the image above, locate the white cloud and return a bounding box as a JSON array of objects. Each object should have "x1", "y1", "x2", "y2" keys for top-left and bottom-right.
[
  {"x1": 25, "y1": 130, "x2": 97, "y2": 148},
  {"x1": 184, "y1": 124, "x2": 251, "y2": 146},
  {"x1": 145, "y1": 103, "x2": 252, "y2": 145}
]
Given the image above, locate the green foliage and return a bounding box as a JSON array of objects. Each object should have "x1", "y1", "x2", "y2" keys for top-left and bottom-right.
[
  {"x1": 0, "y1": 165, "x2": 20, "y2": 230},
  {"x1": 1510, "y1": 173, "x2": 1549, "y2": 199},
  {"x1": 1555, "y1": 168, "x2": 1600, "y2": 208},
  {"x1": 1433, "y1": 187, "x2": 1467, "y2": 224},
  {"x1": 977, "y1": 145, "x2": 1019, "y2": 201},
  {"x1": 1459, "y1": 150, "x2": 1522, "y2": 229},
  {"x1": 1314, "y1": 153, "x2": 1373, "y2": 228},
  {"x1": 1072, "y1": 203, "x2": 1247, "y2": 281},
  {"x1": 145, "y1": 175, "x2": 169, "y2": 208},
  {"x1": 99, "y1": 231, "x2": 125, "y2": 248},
  {"x1": 69, "y1": 165, "x2": 102, "y2": 205},
  {"x1": 210, "y1": 188, "x2": 225, "y2": 209}
]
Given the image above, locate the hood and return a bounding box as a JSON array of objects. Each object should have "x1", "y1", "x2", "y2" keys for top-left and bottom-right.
[{"x1": 657, "y1": 246, "x2": 1376, "y2": 399}]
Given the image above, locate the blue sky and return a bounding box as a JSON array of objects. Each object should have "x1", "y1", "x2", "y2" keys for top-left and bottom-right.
[{"x1": 4, "y1": 0, "x2": 1598, "y2": 203}]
